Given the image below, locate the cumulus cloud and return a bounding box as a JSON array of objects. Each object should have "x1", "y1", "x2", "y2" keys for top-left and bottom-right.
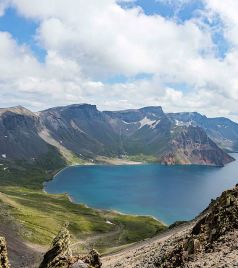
[
  {"x1": 204, "y1": 0, "x2": 238, "y2": 47},
  {"x1": 0, "y1": 0, "x2": 238, "y2": 121},
  {"x1": 0, "y1": 0, "x2": 10, "y2": 16}
]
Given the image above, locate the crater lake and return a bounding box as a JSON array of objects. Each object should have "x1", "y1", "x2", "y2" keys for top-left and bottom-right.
[{"x1": 45, "y1": 154, "x2": 238, "y2": 225}]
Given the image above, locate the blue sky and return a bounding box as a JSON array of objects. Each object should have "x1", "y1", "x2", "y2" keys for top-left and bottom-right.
[
  {"x1": 0, "y1": 0, "x2": 238, "y2": 121},
  {"x1": 0, "y1": 0, "x2": 227, "y2": 81},
  {"x1": 0, "y1": 8, "x2": 46, "y2": 62},
  {"x1": 0, "y1": 1, "x2": 226, "y2": 74},
  {"x1": 120, "y1": 0, "x2": 204, "y2": 20}
]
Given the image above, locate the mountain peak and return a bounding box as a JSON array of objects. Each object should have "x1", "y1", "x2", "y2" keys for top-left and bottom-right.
[
  {"x1": 41, "y1": 103, "x2": 98, "y2": 114},
  {"x1": 0, "y1": 105, "x2": 35, "y2": 117},
  {"x1": 140, "y1": 105, "x2": 163, "y2": 111},
  {"x1": 140, "y1": 106, "x2": 164, "y2": 117}
]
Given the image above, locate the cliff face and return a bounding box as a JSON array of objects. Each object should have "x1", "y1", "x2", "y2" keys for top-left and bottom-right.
[
  {"x1": 168, "y1": 112, "x2": 238, "y2": 152},
  {"x1": 160, "y1": 126, "x2": 234, "y2": 166},
  {"x1": 0, "y1": 104, "x2": 235, "y2": 166},
  {"x1": 0, "y1": 106, "x2": 59, "y2": 161}
]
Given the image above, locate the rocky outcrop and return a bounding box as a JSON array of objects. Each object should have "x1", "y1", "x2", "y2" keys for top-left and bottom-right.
[
  {"x1": 83, "y1": 249, "x2": 102, "y2": 268},
  {"x1": 39, "y1": 226, "x2": 102, "y2": 268},
  {"x1": 157, "y1": 184, "x2": 238, "y2": 267},
  {"x1": 39, "y1": 226, "x2": 72, "y2": 268},
  {"x1": 102, "y1": 184, "x2": 238, "y2": 268},
  {"x1": 0, "y1": 236, "x2": 10, "y2": 268}
]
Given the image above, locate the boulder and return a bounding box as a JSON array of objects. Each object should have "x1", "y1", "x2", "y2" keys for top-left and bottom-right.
[{"x1": 84, "y1": 249, "x2": 102, "y2": 268}]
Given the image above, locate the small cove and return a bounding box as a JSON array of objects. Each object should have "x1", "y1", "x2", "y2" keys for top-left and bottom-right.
[{"x1": 45, "y1": 154, "x2": 238, "y2": 225}]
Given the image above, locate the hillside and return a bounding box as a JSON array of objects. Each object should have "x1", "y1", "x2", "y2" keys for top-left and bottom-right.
[
  {"x1": 0, "y1": 159, "x2": 166, "y2": 267},
  {"x1": 168, "y1": 112, "x2": 238, "y2": 152},
  {"x1": 0, "y1": 104, "x2": 235, "y2": 166},
  {"x1": 102, "y1": 184, "x2": 238, "y2": 267},
  {"x1": 1, "y1": 184, "x2": 238, "y2": 267}
]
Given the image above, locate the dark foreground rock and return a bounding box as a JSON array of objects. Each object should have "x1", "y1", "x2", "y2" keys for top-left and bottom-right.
[
  {"x1": 157, "y1": 184, "x2": 238, "y2": 267},
  {"x1": 39, "y1": 225, "x2": 102, "y2": 268}
]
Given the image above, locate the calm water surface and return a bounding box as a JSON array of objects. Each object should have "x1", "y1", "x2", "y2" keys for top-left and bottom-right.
[{"x1": 45, "y1": 154, "x2": 238, "y2": 224}]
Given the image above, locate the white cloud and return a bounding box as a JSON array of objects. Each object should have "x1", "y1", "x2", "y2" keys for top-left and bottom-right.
[
  {"x1": 9, "y1": 0, "x2": 213, "y2": 79},
  {"x1": 204, "y1": 0, "x2": 238, "y2": 47},
  {"x1": 0, "y1": 0, "x2": 9, "y2": 16},
  {"x1": 0, "y1": 0, "x2": 238, "y2": 121}
]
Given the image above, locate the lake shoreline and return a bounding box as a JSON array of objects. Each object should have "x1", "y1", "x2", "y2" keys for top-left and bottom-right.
[
  {"x1": 43, "y1": 154, "x2": 236, "y2": 225},
  {"x1": 64, "y1": 191, "x2": 168, "y2": 226},
  {"x1": 44, "y1": 182, "x2": 167, "y2": 226},
  {"x1": 43, "y1": 161, "x2": 167, "y2": 226}
]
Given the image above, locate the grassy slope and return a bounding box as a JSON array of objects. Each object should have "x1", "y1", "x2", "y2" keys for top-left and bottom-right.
[{"x1": 0, "y1": 152, "x2": 166, "y2": 253}]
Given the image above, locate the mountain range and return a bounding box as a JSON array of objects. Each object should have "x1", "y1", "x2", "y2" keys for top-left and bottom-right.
[{"x1": 0, "y1": 104, "x2": 237, "y2": 166}]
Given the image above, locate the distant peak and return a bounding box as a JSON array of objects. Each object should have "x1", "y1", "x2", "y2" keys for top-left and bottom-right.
[
  {"x1": 140, "y1": 106, "x2": 164, "y2": 113},
  {"x1": 41, "y1": 103, "x2": 98, "y2": 113},
  {"x1": 0, "y1": 105, "x2": 35, "y2": 116},
  {"x1": 68, "y1": 103, "x2": 97, "y2": 109}
]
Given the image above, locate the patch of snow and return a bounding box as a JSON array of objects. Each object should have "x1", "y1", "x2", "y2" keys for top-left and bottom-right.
[
  {"x1": 2, "y1": 154, "x2": 6, "y2": 158},
  {"x1": 122, "y1": 120, "x2": 136, "y2": 125},
  {"x1": 3, "y1": 167, "x2": 8, "y2": 171},
  {"x1": 150, "y1": 120, "x2": 161, "y2": 129},
  {"x1": 106, "y1": 220, "x2": 114, "y2": 225},
  {"x1": 4, "y1": 136, "x2": 7, "y2": 138},
  {"x1": 139, "y1": 117, "x2": 156, "y2": 129},
  {"x1": 175, "y1": 120, "x2": 192, "y2": 127}
]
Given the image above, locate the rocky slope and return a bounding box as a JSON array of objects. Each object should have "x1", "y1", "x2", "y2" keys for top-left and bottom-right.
[
  {"x1": 168, "y1": 112, "x2": 238, "y2": 152},
  {"x1": 0, "y1": 104, "x2": 236, "y2": 166},
  {"x1": 39, "y1": 104, "x2": 123, "y2": 158},
  {"x1": 1, "y1": 185, "x2": 238, "y2": 267},
  {"x1": 0, "y1": 106, "x2": 52, "y2": 160},
  {"x1": 102, "y1": 184, "x2": 238, "y2": 267}
]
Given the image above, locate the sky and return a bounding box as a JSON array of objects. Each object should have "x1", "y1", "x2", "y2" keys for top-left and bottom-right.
[{"x1": 0, "y1": 0, "x2": 238, "y2": 121}]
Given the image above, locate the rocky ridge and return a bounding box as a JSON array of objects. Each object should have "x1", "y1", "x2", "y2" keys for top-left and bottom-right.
[
  {"x1": 102, "y1": 184, "x2": 238, "y2": 267},
  {"x1": 0, "y1": 104, "x2": 236, "y2": 166}
]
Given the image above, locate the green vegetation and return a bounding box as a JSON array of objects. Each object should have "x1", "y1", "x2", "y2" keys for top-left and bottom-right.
[
  {"x1": 126, "y1": 154, "x2": 159, "y2": 163},
  {"x1": 0, "y1": 153, "x2": 166, "y2": 253}
]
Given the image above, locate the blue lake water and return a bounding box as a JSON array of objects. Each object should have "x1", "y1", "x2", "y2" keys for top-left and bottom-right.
[{"x1": 45, "y1": 154, "x2": 238, "y2": 225}]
